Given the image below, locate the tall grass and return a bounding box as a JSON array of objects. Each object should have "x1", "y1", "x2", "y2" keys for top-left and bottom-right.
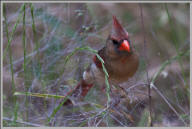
[
  {"x1": 151, "y1": 50, "x2": 189, "y2": 126},
  {"x1": 21, "y1": 4, "x2": 29, "y2": 122},
  {"x1": 165, "y1": 4, "x2": 188, "y2": 90},
  {"x1": 46, "y1": 46, "x2": 111, "y2": 123},
  {"x1": 3, "y1": 4, "x2": 25, "y2": 60},
  {"x1": 3, "y1": 3, "x2": 19, "y2": 125},
  {"x1": 10, "y1": 46, "x2": 111, "y2": 124},
  {"x1": 30, "y1": 3, "x2": 42, "y2": 79}
]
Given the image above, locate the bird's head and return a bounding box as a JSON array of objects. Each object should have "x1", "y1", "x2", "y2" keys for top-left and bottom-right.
[{"x1": 106, "y1": 16, "x2": 132, "y2": 56}]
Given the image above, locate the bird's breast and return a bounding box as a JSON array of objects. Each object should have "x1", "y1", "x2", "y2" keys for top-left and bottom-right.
[
  {"x1": 106, "y1": 53, "x2": 139, "y2": 83},
  {"x1": 90, "y1": 53, "x2": 139, "y2": 84}
]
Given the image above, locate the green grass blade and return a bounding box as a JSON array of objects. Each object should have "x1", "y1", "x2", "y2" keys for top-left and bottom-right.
[
  {"x1": 165, "y1": 4, "x2": 188, "y2": 87},
  {"x1": 30, "y1": 3, "x2": 42, "y2": 79},
  {"x1": 3, "y1": 3, "x2": 18, "y2": 125},
  {"x1": 151, "y1": 50, "x2": 189, "y2": 84},
  {"x1": 21, "y1": 3, "x2": 29, "y2": 121},
  {"x1": 14, "y1": 92, "x2": 68, "y2": 99},
  {"x1": 47, "y1": 91, "x2": 74, "y2": 123},
  {"x1": 3, "y1": 4, "x2": 25, "y2": 60}
]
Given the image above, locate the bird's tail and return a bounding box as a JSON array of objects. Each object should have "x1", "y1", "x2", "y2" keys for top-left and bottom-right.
[{"x1": 63, "y1": 80, "x2": 93, "y2": 106}]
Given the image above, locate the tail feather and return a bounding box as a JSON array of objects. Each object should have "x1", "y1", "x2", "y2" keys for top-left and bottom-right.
[
  {"x1": 63, "y1": 80, "x2": 93, "y2": 106},
  {"x1": 79, "y1": 80, "x2": 93, "y2": 97}
]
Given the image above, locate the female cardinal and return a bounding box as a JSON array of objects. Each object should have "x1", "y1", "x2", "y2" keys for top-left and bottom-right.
[{"x1": 64, "y1": 16, "x2": 139, "y2": 105}]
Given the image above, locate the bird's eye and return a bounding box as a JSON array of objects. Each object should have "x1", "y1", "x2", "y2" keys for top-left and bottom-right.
[{"x1": 112, "y1": 40, "x2": 118, "y2": 45}]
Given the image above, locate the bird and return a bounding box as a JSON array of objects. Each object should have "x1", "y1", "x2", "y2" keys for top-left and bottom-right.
[{"x1": 63, "y1": 16, "x2": 139, "y2": 105}]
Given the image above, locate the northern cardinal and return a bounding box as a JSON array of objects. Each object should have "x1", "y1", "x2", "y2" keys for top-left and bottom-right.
[{"x1": 64, "y1": 16, "x2": 139, "y2": 105}]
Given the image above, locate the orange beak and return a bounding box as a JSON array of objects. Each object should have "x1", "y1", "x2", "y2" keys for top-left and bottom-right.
[{"x1": 119, "y1": 40, "x2": 130, "y2": 52}]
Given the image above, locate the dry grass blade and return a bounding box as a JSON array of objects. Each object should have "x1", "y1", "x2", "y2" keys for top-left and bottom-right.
[
  {"x1": 151, "y1": 84, "x2": 187, "y2": 126},
  {"x1": 3, "y1": 117, "x2": 43, "y2": 127},
  {"x1": 150, "y1": 50, "x2": 189, "y2": 126}
]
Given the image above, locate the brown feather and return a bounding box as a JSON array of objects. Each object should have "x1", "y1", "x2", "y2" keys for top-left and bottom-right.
[{"x1": 111, "y1": 16, "x2": 128, "y2": 42}]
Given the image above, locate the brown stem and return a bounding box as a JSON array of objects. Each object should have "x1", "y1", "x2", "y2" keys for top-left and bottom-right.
[{"x1": 139, "y1": 4, "x2": 153, "y2": 126}]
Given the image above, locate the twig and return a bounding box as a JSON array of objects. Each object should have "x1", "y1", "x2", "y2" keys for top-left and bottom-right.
[
  {"x1": 139, "y1": 4, "x2": 152, "y2": 126},
  {"x1": 149, "y1": 50, "x2": 189, "y2": 126},
  {"x1": 95, "y1": 111, "x2": 108, "y2": 127},
  {"x1": 3, "y1": 117, "x2": 43, "y2": 127},
  {"x1": 109, "y1": 114, "x2": 127, "y2": 127},
  {"x1": 150, "y1": 84, "x2": 187, "y2": 126}
]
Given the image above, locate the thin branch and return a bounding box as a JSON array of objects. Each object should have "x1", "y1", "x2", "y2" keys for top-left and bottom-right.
[
  {"x1": 150, "y1": 84, "x2": 187, "y2": 126},
  {"x1": 109, "y1": 114, "x2": 127, "y2": 127},
  {"x1": 3, "y1": 117, "x2": 43, "y2": 127},
  {"x1": 151, "y1": 50, "x2": 189, "y2": 84},
  {"x1": 139, "y1": 4, "x2": 152, "y2": 126}
]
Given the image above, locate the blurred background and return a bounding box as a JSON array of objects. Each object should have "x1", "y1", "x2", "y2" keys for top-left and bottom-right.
[{"x1": 3, "y1": 3, "x2": 190, "y2": 127}]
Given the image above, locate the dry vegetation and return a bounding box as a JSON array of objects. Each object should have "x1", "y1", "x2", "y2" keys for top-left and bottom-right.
[{"x1": 3, "y1": 3, "x2": 190, "y2": 127}]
